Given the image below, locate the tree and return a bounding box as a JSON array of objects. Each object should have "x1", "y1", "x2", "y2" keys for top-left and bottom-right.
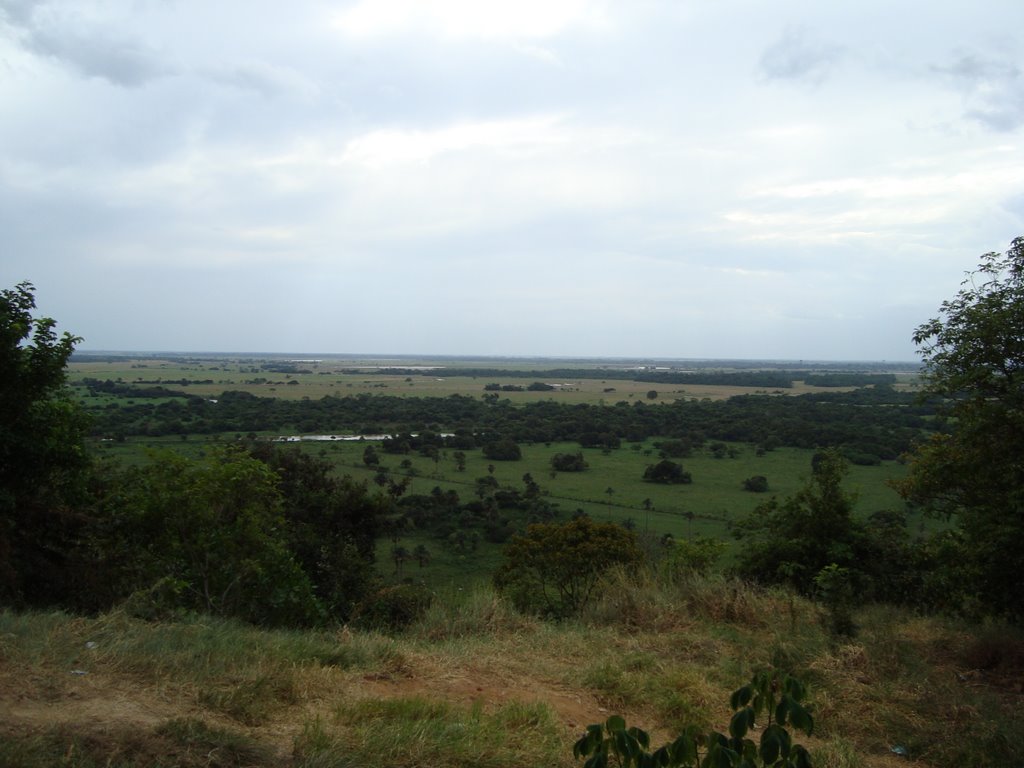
[
  {"x1": 482, "y1": 438, "x2": 521, "y2": 461},
  {"x1": 551, "y1": 451, "x2": 588, "y2": 472},
  {"x1": 742, "y1": 475, "x2": 769, "y2": 493},
  {"x1": 0, "y1": 282, "x2": 91, "y2": 607},
  {"x1": 362, "y1": 444, "x2": 380, "y2": 467},
  {"x1": 732, "y1": 450, "x2": 872, "y2": 597},
  {"x1": 247, "y1": 442, "x2": 385, "y2": 622},
  {"x1": 900, "y1": 237, "x2": 1024, "y2": 620},
  {"x1": 121, "y1": 447, "x2": 321, "y2": 626},
  {"x1": 643, "y1": 459, "x2": 692, "y2": 484},
  {"x1": 493, "y1": 517, "x2": 643, "y2": 617}
]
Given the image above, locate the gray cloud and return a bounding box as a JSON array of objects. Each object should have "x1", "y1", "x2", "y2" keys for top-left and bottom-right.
[
  {"x1": 932, "y1": 54, "x2": 1024, "y2": 131},
  {"x1": 759, "y1": 27, "x2": 844, "y2": 84},
  {"x1": 1, "y1": 1, "x2": 169, "y2": 86},
  {"x1": 1, "y1": 1, "x2": 1022, "y2": 360}
]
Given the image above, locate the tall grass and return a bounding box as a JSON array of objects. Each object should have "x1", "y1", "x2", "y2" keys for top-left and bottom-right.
[{"x1": 3, "y1": 576, "x2": 1023, "y2": 768}]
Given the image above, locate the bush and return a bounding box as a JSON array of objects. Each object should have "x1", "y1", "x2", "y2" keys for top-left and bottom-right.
[
  {"x1": 494, "y1": 517, "x2": 643, "y2": 618},
  {"x1": 551, "y1": 452, "x2": 588, "y2": 472},
  {"x1": 643, "y1": 459, "x2": 692, "y2": 484},
  {"x1": 353, "y1": 583, "x2": 433, "y2": 632},
  {"x1": 743, "y1": 475, "x2": 769, "y2": 493},
  {"x1": 482, "y1": 439, "x2": 522, "y2": 461},
  {"x1": 573, "y1": 670, "x2": 813, "y2": 768}
]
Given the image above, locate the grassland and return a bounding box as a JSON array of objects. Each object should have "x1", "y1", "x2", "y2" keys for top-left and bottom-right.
[
  {"x1": 67, "y1": 355, "x2": 921, "y2": 405},
  {"x1": 2, "y1": 578, "x2": 1021, "y2": 768},
  {"x1": 93, "y1": 434, "x2": 914, "y2": 593}
]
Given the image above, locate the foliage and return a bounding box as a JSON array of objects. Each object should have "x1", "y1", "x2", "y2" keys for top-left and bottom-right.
[
  {"x1": 482, "y1": 438, "x2": 522, "y2": 461},
  {"x1": 114, "y1": 447, "x2": 322, "y2": 626},
  {"x1": 573, "y1": 670, "x2": 813, "y2": 768},
  {"x1": 813, "y1": 564, "x2": 857, "y2": 637},
  {"x1": 742, "y1": 475, "x2": 769, "y2": 493},
  {"x1": 493, "y1": 517, "x2": 643, "y2": 617},
  {"x1": 81, "y1": 377, "x2": 929, "y2": 462},
  {"x1": 660, "y1": 536, "x2": 727, "y2": 578},
  {"x1": 732, "y1": 450, "x2": 873, "y2": 598},
  {"x1": 246, "y1": 442, "x2": 385, "y2": 621},
  {"x1": 643, "y1": 459, "x2": 692, "y2": 484},
  {"x1": 352, "y1": 583, "x2": 433, "y2": 632},
  {"x1": 552, "y1": 451, "x2": 589, "y2": 472},
  {"x1": 0, "y1": 282, "x2": 91, "y2": 607},
  {"x1": 900, "y1": 237, "x2": 1024, "y2": 621}
]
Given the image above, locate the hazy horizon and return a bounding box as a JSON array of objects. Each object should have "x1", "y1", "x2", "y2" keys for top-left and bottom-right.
[{"x1": 71, "y1": 349, "x2": 921, "y2": 367}]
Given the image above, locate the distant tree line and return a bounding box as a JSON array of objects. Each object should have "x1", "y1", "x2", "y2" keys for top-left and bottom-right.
[{"x1": 80, "y1": 383, "x2": 936, "y2": 463}]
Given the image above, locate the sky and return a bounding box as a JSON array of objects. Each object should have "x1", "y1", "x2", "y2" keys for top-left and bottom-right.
[{"x1": 2, "y1": 0, "x2": 1023, "y2": 361}]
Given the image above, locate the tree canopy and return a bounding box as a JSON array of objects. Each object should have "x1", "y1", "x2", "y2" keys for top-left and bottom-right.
[
  {"x1": 900, "y1": 237, "x2": 1024, "y2": 620},
  {"x1": 493, "y1": 517, "x2": 642, "y2": 617},
  {"x1": 0, "y1": 282, "x2": 90, "y2": 606}
]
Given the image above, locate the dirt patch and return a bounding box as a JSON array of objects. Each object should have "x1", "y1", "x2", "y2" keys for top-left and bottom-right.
[{"x1": 0, "y1": 669, "x2": 185, "y2": 733}]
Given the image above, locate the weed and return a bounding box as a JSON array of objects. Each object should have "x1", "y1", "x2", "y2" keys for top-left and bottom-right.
[{"x1": 198, "y1": 667, "x2": 299, "y2": 724}]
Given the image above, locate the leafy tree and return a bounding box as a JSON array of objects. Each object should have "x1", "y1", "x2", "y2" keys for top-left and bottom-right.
[
  {"x1": 743, "y1": 475, "x2": 769, "y2": 493},
  {"x1": 732, "y1": 450, "x2": 873, "y2": 597},
  {"x1": 413, "y1": 544, "x2": 431, "y2": 567},
  {"x1": 482, "y1": 438, "x2": 522, "y2": 461},
  {"x1": 493, "y1": 517, "x2": 643, "y2": 617},
  {"x1": 900, "y1": 237, "x2": 1024, "y2": 620},
  {"x1": 362, "y1": 444, "x2": 380, "y2": 467},
  {"x1": 0, "y1": 282, "x2": 91, "y2": 607},
  {"x1": 247, "y1": 442, "x2": 385, "y2": 622},
  {"x1": 551, "y1": 451, "x2": 588, "y2": 472},
  {"x1": 643, "y1": 459, "x2": 692, "y2": 484},
  {"x1": 121, "y1": 447, "x2": 321, "y2": 626}
]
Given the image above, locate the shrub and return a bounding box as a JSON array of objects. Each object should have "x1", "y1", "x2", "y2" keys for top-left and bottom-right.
[
  {"x1": 493, "y1": 517, "x2": 643, "y2": 618},
  {"x1": 482, "y1": 439, "x2": 522, "y2": 461},
  {"x1": 643, "y1": 459, "x2": 692, "y2": 484},
  {"x1": 743, "y1": 475, "x2": 769, "y2": 493},
  {"x1": 353, "y1": 584, "x2": 432, "y2": 632},
  {"x1": 551, "y1": 451, "x2": 588, "y2": 472},
  {"x1": 573, "y1": 670, "x2": 813, "y2": 768}
]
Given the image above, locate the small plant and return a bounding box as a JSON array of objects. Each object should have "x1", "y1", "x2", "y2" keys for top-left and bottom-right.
[{"x1": 573, "y1": 670, "x2": 813, "y2": 768}]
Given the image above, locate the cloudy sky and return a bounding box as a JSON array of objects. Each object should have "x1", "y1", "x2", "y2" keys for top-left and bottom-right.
[{"x1": 2, "y1": 0, "x2": 1023, "y2": 361}]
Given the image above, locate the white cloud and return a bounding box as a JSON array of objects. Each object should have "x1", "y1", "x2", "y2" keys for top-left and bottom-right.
[{"x1": 331, "y1": 0, "x2": 602, "y2": 40}]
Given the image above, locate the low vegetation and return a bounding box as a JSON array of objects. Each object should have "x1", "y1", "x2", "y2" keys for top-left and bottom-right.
[
  {"x1": 3, "y1": 238, "x2": 1024, "y2": 766},
  {"x1": 2, "y1": 578, "x2": 1023, "y2": 767}
]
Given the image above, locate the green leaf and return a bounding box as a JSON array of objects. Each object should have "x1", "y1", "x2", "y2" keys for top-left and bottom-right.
[
  {"x1": 669, "y1": 732, "x2": 698, "y2": 764},
  {"x1": 703, "y1": 741, "x2": 740, "y2": 768},
  {"x1": 628, "y1": 726, "x2": 651, "y2": 750},
  {"x1": 790, "y1": 744, "x2": 812, "y2": 768},
  {"x1": 730, "y1": 684, "x2": 753, "y2": 710},
  {"x1": 759, "y1": 724, "x2": 790, "y2": 764},
  {"x1": 606, "y1": 715, "x2": 627, "y2": 733},
  {"x1": 729, "y1": 708, "x2": 754, "y2": 740},
  {"x1": 782, "y1": 676, "x2": 806, "y2": 702},
  {"x1": 786, "y1": 700, "x2": 814, "y2": 735}
]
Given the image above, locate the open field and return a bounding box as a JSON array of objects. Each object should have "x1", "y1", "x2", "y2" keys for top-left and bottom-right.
[{"x1": 67, "y1": 354, "x2": 922, "y2": 405}]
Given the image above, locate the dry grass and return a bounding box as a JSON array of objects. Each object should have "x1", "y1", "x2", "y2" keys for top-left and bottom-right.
[{"x1": 1, "y1": 581, "x2": 1021, "y2": 767}]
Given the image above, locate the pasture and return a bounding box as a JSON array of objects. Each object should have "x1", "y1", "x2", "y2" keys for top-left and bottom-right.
[
  {"x1": 94, "y1": 433, "x2": 914, "y2": 592},
  {"x1": 67, "y1": 354, "x2": 921, "y2": 405}
]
